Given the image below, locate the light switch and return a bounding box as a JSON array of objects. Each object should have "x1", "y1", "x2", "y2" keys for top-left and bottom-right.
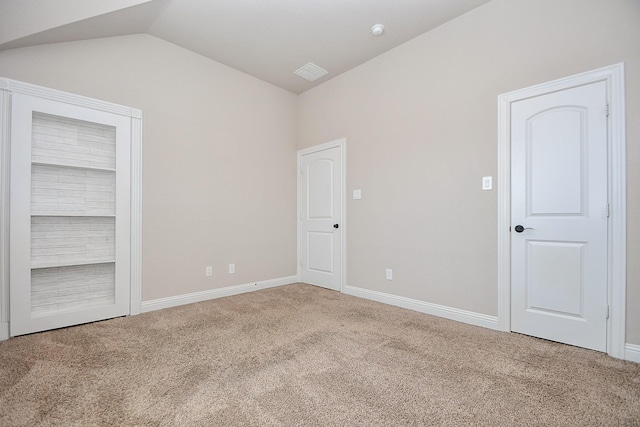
[
  {"x1": 353, "y1": 189, "x2": 362, "y2": 200},
  {"x1": 482, "y1": 176, "x2": 492, "y2": 191}
]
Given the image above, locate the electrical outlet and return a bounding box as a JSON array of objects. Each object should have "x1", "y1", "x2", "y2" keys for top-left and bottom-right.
[
  {"x1": 229, "y1": 263, "x2": 235, "y2": 274},
  {"x1": 482, "y1": 176, "x2": 492, "y2": 190},
  {"x1": 205, "y1": 266, "x2": 213, "y2": 277},
  {"x1": 386, "y1": 268, "x2": 393, "y2": 280}
]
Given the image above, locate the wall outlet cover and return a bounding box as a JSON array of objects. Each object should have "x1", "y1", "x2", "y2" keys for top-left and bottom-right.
[{"x1": 482, "y1": 176, "x2": 493, "y2": 190}]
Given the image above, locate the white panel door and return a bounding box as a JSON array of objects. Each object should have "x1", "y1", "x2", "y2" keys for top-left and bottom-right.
[
  {"x1": 10, "y1": 93, "x2": 131, "y2": 336},
  {"x1": 299, "y1": 145, "x2": 342, "y2": 291},
  {"x1": 511, "y1": 81, "x2": 608, "y2": 351}
]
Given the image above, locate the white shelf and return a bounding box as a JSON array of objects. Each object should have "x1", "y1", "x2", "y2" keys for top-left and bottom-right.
[
  {"x1": 31, "y1": 213, "x2": 115, "y2": 217},
  {"x1": 31, "y1": 112, "x2": 116, "y2": 172},
  {"x1": 31, "y1": 163, "x2": 115, "y2": 216},
  {"x1": 31, "y1": 161, "x2": 115, "y2": 172},
  {"x1": 31, "y1": 259, "x2": 115, "y2": 270}
]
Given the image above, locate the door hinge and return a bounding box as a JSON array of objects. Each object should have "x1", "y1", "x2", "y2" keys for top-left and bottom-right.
[
  {"x1": 606, "y1": 204, "x2": 610, "y2": 218},
  {"x1": 605, "y1": 304, "x2": 610, "y2": 319},
  {"x1": 605, "y1": 103, "x2": 610, "y2": 117}
]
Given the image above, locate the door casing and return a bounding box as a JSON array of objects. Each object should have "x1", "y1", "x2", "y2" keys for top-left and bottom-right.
[
  {"x1": 297, "y1": 138, "x2": 346, "y2": 292},
  {"x1": 497, "y1": 63, "x2": 626, "y2": 358}
]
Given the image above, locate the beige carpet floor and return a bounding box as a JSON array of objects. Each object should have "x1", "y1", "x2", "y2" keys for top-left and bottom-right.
[{"x1": 0, "y1": 283, "x2": 638, "y2": 426}]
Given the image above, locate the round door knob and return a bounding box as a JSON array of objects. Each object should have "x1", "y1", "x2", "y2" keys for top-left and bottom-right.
[
  {"x1": 333, "y1": 224, "x2": 339, "y2": 229},
  {"x1": 514, "y1": 225, "x2": 534, "y2": 233}
]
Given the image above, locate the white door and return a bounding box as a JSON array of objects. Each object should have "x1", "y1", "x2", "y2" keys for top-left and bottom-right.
[
  {"x1": 299, "y1": 142, "x2": 343, "y2": 291},
  {"x1": 510, "y1": 81, "x2": 608, "y2": 351},
  {"x1": 10, "y1": 93, "x2": 131, "y2": 336}
]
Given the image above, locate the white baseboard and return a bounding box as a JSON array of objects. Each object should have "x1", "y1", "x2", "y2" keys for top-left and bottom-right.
[
  {"x1": 344, "y1": 285, "x2": 498, "y2": 330},
  {"x1": 625, "y1": 344, "x2": 640, "y2": 363},
  {"x1": 140, "y1": 275, "x2": 297, "y2": 313},
  {"x1": 0, "y1": 322, "x2": 8, "y2": 341}
]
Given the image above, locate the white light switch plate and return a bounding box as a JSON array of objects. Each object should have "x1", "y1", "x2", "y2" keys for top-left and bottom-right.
[
  {"x1": 482, "y1": 176, "x2": 492, "y2": 190},
  {"x1": 353, "y1": 189, "x2": 362, "y2": 200}
]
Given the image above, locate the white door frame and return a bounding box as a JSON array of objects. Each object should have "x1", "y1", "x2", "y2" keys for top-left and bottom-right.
[
  {"x1": 0, "y1": 78, "x2": 143, "y2": 340},
  {"x1": 297, "y1": 138, "x2": 346, "y2": 292},
  {"x1": 497, "y1": 63, "x2": 626, "y2": 358}
]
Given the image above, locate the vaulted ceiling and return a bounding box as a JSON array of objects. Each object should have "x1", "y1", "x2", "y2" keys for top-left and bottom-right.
[{"x1": 0, "y1": 0, "x2": 492, "y2": 94}]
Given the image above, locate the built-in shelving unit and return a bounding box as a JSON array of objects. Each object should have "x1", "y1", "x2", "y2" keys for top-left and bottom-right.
[
  {"x1": 29, "y1": 112, "x2": 117, "y2": 316},
  {"x1": 2, "y1": 77, "x2": 141, "y2": 338}
]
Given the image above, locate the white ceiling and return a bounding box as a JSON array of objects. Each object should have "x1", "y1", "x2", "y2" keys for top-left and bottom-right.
[{"x1": 0, "y1": 0, "x2": 492, "y2": 94}]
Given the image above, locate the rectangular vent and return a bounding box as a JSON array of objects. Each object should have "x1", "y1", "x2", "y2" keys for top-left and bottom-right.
[{"x1": 294, "y1": 62, "x2": 329, "y2": 82}]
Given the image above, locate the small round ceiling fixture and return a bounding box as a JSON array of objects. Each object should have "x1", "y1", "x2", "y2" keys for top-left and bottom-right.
[{"x1": 371, "y1": 24, "x2": 385, "y2": 36}]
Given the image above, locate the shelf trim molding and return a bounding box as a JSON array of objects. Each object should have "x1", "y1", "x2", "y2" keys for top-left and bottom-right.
[{"x1": 0, "y1": 78, "x2": 138, "y2": 118}]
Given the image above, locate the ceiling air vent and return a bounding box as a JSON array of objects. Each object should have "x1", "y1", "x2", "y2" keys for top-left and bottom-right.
[{"x1": 294, "y1": 63, "x2": 329, "y2": 82}]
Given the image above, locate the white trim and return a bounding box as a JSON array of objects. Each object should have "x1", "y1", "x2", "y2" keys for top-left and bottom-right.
[
  {"x1": 297, "y1": 138, "x2": 347, "y2": 293},
  {"x1": 0, "y1": 83, "x2": 11, "y2": 341},
  {"x1": 605, "y1": 64, "x2": 627, "y2": 360},
  {"x1": 344, "y1": 285, "x2": 498, "y2": 330},
  {"x1": 0, "y1": 78, "x2": 136, "y2": 118},
  {"x1": 497, "y1": 63, "x2": 626, "y2": 358},
  {"x1": 625, "y1": 344, "x2": 640, "y2": 364},
  {"x1": 496, "y1": 84, "x2": 511, "y2": 333},
  {"x1": 140, "y1": 276, "x2": 297, "y2": 313},
  {"x1": 129, "y1": 110, "x2": 143, "y2": 315}
]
